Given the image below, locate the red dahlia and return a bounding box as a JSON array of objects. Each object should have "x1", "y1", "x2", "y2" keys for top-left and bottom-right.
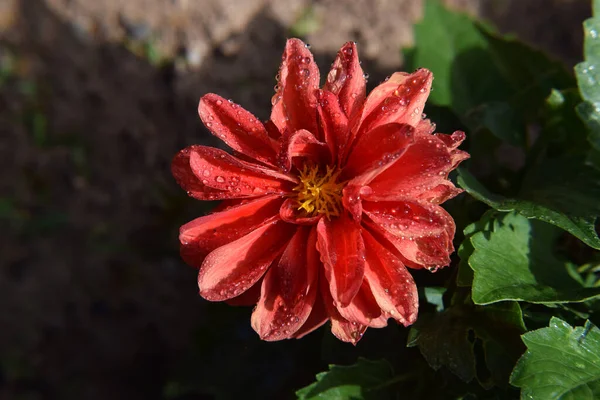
[{"x1": 172, "y1": 39, "x2": 469, "y2": 343}]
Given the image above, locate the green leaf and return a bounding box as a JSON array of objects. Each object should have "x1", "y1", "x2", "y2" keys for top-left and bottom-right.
[
  {"x1": 543, "y1": 89, "x2": 589, "y2": 152},
  {"x1": 296, "y1": 358, "x2": 394, "y2": 400},
  {"x1": 408, "y1": 302, "x2": 525, "y2": 388},
  {"x1": 457, "y1": 212, "x2": 495, "y2": 287},
  {"x1": 476, "y1": 27, "x2": 574, "y2": 115},
  {"x1": 510, "y1": 317, "x2": 600, "y2": 399},
  {"x1": 406, "y1": 0, "x2": 573, "y2": 146},
  {"x1": 405, "y1": 0, "x2": 509, "y2": 111},
  {"x1": 575, "y1": 7, "x2": 600, "y2": 160},
  {"x1": 468, "y1": 212, "x2": 600, "y2": 304},
  {"x1": 457, "y1": 167, "x2": 600, "y2": 250}
]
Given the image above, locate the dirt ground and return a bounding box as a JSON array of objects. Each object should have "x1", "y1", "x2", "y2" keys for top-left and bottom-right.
[{"x1": 0, "y1": 0, "x2": 590, "y2": 399}]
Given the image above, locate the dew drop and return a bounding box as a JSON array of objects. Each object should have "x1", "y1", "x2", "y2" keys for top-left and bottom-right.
[
  {"x1": 271, "y1": 94, "x2": 282, "y2": 105},
  {"x1": 215, "y1": 176, "x2": 225, "y2": 183}
]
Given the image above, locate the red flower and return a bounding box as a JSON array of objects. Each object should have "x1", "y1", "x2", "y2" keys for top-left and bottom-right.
[{"x1": 172, "y1": 39, "x2": 469, "y2": 344}]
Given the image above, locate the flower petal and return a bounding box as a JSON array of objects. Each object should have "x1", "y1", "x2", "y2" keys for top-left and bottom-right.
[
  {"x1": 336, "y1": 281, "x2": 387, "y2": 328},
  {"x1": 172, "y1": 146, "x2": 230, "y2": 200},
  {"x1": 353, "y1": 68, "x2": 433, "y2": 138},
  {"x1": 342, "y1": 123, "x2": 415, "y2": 180},
  {"x1": 363, "y1": 201, "x2": 456, "y2": 270},
  {"x1": 278, "y1": 129, "x2": 330, "y2": 172},
  {"x1": 362, "y1": 230, "x2": 418, "y2": 326},
  {"x1": 316, "y1": 214, "x2": 365, "y2": 307},
  {"x1": 323, "y1": 41, "x2": 366, "y2": 120},
  {"x1": 341, "y1": 184, "x2": 365, "y2": 222},
  {"x1": 198, "y1": 220, "x2": 295, "y2": 301},
  {"x1": 188, "y1": 146, "x2": 295, "y2": 198},
  {"x1": 225, "y1": 279, "x2": 262, "y2": 306},
  {"x1": 198, "y1": 94, "x2": 278, "y2": 166},
  {"x1": 179, "y1": 195, "x2": 284, "y2": 267},
  {"x1": 320, "y1": 273, "x2": 367, "y2": 345},
  {"x1": 292, "y1": 292, "x2": 328, "y2": 339},
  {"x1": 279, "y1": 198, "x2": 322, "y2": 225},
  {"x1": 363, "y1": 200, "x2": 454, "y2": 240},
  {"x1": 367, "y1": 132, "x2": 468, "y2": 203},
  {"x1": 340, "y1": 124, "x2": 415, "y2": 221},
  {"x1": 317, "y1": 90, "x2": 350, "y2": 165},
  {"x1": 270, "y1": 38, "x2": 320, "y2": 134},
  {"x1": 251, "y1": 227, "x2": 319, "y2": 340}
]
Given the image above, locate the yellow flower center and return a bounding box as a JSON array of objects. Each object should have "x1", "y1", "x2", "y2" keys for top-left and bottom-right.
[{"x1": 293, "y1": 164, "x2": 344, "y2": 219}]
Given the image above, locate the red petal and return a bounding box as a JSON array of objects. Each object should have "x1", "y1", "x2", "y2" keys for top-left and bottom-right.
[
  {"x1": 279, "y1": 198, "x2": 321, "y2": 225},
  {"x1": 363, "y1": 200, "x2": 454, "y2": 241},
  {"x1": 317, "y1": 90, "x2": 350, "y2": 165},
  {"x1": 292, "y1": 288, "x2": 328, "y2": 339},
  {"x1": 342, "y1": 123, "x2": 415, "y2": 180},
  {"x1": 172, "y1": 146, "x2": 230, "y2": 200},
  {"x1": 316, "y1": 214, "x2": 365, "y2": 307},
  {"x1": 362, "y1": 230, "x2": 418, "y2": 326},
  {"x1": 264, "y1": 119, "x2": 283, "y2": 140},
  {"x1": 188, "y1": 146, "x2": 295, "y2": 198},
  {"x1": 353, "y1": 69, "x2": 433, "y2": 138},
  {"x1": 341, "y1": 184, "x2": 364, "y2": 222},
  {"x1": 278, "y1": 129, "x2": 330, "y2": 172},
  {"x1": 367, "y1": 132, "x2": 468, "y2": 203},
  {"x1": 270, "y1": 39, "x2": 320, "y2": 134},
  {"x1": 435, "y1": 130, "x2": 467, "y2": 150},
  {"x1": 323, "y1": 42, "x2": 366, "y2": 120},
  {"x1": 363, "y1": 201, "x2": 456, "y2": 270},
  {"x1": 336, "y1": 281, "x2": 387, "y2": 328},
  {"x1": 225, "y1": 278, "x2": 262, "y2": 306},
  {"x1": 320, "y1": 273, "x2": 367, "y2": 344},
  {"x1": 198, "y1": 94, "x2": 278, "y2": 166},
  {"x1": 179, "y1": 195, "x2": 283, "y2": 267},
  {"x1": 198, "y1": 220, "x2": 295, "y2": 301},
  {"x1": 251, "y1": 227, "x2": 319, "y2": 340},
  {"x1": 340, "y1": 124, "x2": 415, "y2": 221}
]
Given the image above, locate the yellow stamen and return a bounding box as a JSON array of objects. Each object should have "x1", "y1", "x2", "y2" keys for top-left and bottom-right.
[{"x1": 293, "y1": 164, "x2": 344, "y2": 219}]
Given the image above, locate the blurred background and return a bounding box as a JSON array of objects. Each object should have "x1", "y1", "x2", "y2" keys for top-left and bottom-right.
[{"x1": 0, "y1": 0, "x2": 590, "y2": 399}]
